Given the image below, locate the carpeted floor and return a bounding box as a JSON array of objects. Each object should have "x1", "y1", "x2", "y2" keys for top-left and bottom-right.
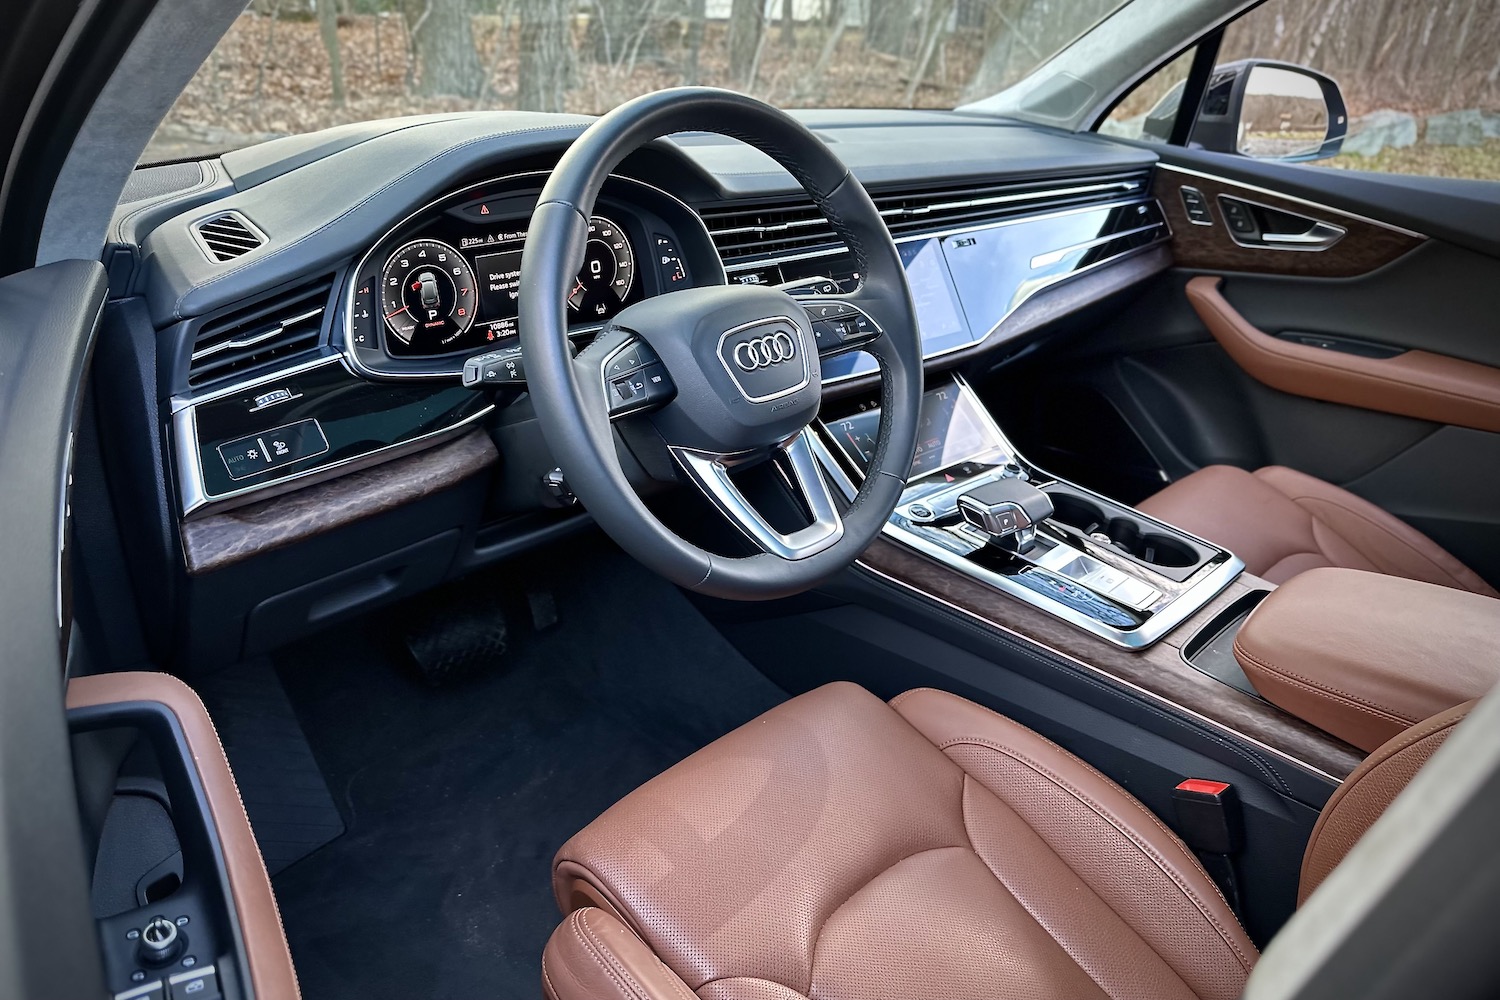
[{"x1": 266, "y1": 536, "x2": 786, "y2": 999}]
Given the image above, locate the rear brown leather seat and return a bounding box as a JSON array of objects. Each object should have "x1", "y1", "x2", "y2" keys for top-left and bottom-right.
[
  {"x1": 1137, "y1": 464, "x2": 1497, "y2": 595},
  {"x1": 542, "y1": 682, "x2": 1472, "y2": 1000}
]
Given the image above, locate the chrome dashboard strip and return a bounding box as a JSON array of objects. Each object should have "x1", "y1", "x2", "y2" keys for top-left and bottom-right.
[{"x1": 173, "y1": 355, "x2": 495, "y2": 518}]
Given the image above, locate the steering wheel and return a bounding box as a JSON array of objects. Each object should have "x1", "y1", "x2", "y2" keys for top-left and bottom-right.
[{"x1": 519, "y1": 88, "x2": 922, "y2": 600}]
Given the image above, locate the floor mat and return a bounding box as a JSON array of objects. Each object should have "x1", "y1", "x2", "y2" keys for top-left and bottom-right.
[
  {"x1": 194, "y1": 658, "x2": 345, "y2": 876},
  {"x1": 269, "y1": 536, "x2": 786, "y2": 1000}
]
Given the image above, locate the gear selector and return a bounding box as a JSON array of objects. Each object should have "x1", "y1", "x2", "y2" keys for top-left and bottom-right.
[{"x1": 958, "y1": 480, "x2": 1055, "y2": 554}]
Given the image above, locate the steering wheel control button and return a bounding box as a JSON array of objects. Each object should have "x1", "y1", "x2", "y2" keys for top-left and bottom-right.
[
  {"x1": 114, "y1": 981, "x2": 165, "y2": 1000},
  {"x1": 167, "y1": 965, "x2": 220, "y2": 1000},
  {"x1": 217, "y1": 419, "x2": 330, "y2": 480},
  {"x1": 462, "y1": 345, "x2": 526, "y2": 387}
]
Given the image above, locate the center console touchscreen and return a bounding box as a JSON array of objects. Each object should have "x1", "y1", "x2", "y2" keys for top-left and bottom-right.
[{"x1": 827, "y1": 383, "x2": 1008, "y2": 481}]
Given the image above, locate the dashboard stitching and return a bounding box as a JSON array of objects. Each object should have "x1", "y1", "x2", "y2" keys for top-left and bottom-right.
[{"x1": 172, "y1": 122, "x2": 589, "y2": 318}]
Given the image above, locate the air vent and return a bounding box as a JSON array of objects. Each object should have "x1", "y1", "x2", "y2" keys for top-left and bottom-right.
[
  {"x1": 193, "y1": 211, "x2": 265, "y2": 262},
  {"x1": 187, "y1": 276, "x2": 332, "y2": 387},
  {"x1": 701, "y1": 170, "x2": 1152, "y2": 267}
]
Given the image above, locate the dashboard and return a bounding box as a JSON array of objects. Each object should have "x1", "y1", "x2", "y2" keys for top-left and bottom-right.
[{"x1": 107, "y1": 108, "x2": 1171, "y2": 666}]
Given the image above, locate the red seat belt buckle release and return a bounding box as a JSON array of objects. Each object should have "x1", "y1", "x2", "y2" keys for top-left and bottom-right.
[{"x1": 1172, "y1": 778, "x2": 1243, "y2": 855}]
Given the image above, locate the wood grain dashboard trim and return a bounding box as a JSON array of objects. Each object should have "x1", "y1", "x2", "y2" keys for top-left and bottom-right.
[
  {"x1": 181, "y1": 430, "x2": 497, "y2": 575},
  {"x1": 1155, "y1": 165, "x2": 1424, "y2": 278},
  {"x1": 858, "y1": 535, "x2": 1365, "y2": 781}
]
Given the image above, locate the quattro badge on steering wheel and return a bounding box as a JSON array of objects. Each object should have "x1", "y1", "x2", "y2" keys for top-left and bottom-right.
[{"x1": 716, "y1": 316, "x2": 810, "y2": 403}]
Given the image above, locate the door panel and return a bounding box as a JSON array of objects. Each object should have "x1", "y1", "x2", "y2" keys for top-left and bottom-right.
[
  {"x1": 985, "y1": 151, "x2": 1500, "y2": 588},
  {"x1": 1186, "y1": 276, "x2": 1500, "y2": 432}
]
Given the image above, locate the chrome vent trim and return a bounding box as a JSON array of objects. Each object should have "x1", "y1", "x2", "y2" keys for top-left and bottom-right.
[
  {"x1": 192, "y1": 211, "x2": 266, "y2": 262},
  {"x1": 701, "y1": 171, "x2": 1152, "y2": 266},
  {"x1": 187, "y1": 276, "x2": 333, "y2": 387}
]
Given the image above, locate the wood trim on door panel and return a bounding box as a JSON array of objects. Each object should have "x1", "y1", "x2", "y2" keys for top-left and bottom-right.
[
  {"x1": 1188, "y1": 276, "x2": 1500, "y2": 432},
  {"x1": 1155, "y1": 166, "x2": 1423, "y2": 277},
  {"x1": 67, "y1": 672, "x2": 302, "y2": 1000}
]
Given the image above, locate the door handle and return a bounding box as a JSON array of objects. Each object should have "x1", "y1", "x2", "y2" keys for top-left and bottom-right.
[
  {"x1": 1259, "y1": 221, "x2": 1347, "y2": 249},
  {"x1": 1217, "y1": 195, "x2": 1346, "y2": 251}
]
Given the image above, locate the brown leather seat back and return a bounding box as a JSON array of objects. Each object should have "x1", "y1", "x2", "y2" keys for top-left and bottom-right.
[{"x1": 1301, "y1": 699, "x2": 1476, "y2": 904}]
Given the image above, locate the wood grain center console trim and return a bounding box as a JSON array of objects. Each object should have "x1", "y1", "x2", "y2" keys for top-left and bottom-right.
[{"x1": 857, "y1": 537, "x2": 1364, "y2": 781}]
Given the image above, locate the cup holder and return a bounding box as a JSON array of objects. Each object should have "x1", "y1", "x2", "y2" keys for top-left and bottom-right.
[
  {"x1": 1049, "y1": 494, "x2": 1109, "y2": 536},
  {"x1": 1046, "y1": 492, "x2": 1200, "y2": 569}
]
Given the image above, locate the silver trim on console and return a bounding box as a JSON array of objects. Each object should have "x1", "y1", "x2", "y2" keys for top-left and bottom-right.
[{"x1": 814, "y1": 376, "x2": 1242, "y2": 650}]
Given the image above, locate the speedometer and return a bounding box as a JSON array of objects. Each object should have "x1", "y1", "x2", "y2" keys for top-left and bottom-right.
[
  {"x1": 567, "y1": 216, "x2": 636, "y2": 320},
  {"x1": 381, "y1": 239, "x2": 477, "y2": 351}
]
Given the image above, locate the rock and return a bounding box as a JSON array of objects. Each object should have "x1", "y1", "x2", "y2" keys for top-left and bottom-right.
[
  {"x1": 1342, "y1": 109, "x2": 1417, "y2": 157},
  {"x1": 1425, "y1": 109, "x2": 1485, "y2": 147},
  {"x1": 1483, "y1": 112, "x2": 1500, "y2": 140}
]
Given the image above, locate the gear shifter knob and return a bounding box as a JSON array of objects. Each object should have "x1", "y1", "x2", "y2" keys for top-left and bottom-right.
[{"x1": 957, "y1": 480, "x2": 1054, "y2": 553}]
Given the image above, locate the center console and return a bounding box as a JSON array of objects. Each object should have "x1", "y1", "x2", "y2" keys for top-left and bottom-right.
[{"x1": 813, "y1": 377, "x2": 1243, "y2": 649}]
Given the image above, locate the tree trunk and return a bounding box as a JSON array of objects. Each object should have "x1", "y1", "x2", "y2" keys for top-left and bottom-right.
[
  {"x1": 728, "y1": 0, "x2": 764, "y2": 84},
  {"x1": 680, "y1": 0, "x2": 707, "y2": 84},
  {"x1": 682, "y1": 0, "x2": 707, "y2": 84},
  {"x1": 518, "y1": 0, "x2": 573, "y2": 111},
  {"x1": 781, "y1": 0, "x2": 795, "y2": 46},
  {"x1": 317, "y1": 0, "x2": 346, "y2": 107},
  {"x1": 863, "y1": 0, "x2": 910, "y2": 57},
  {"x1": 411, "y1": 0, "x2": 484, "y2": 98}
]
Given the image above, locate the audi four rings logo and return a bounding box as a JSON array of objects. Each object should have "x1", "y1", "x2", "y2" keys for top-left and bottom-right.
[{"x1": 732, "y1": 331, "x2": 797, "y2": 371}]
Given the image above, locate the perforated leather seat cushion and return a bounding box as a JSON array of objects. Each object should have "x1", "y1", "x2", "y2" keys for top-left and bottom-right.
[
  {"x1": 549, "y1": 683, "x2": 1256, "y2": 1000},
  {"x1": 1138, "y1": 465, "x2": 1497, "y2": 595}
]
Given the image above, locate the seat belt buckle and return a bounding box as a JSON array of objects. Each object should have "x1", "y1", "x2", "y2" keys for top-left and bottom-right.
[{"x1": 1171, "y1": 779, "x2": 1244, "y2": 856}]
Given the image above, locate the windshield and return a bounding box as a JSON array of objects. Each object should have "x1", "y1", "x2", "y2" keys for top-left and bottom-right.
[{"x1": 142, "y1": 0, "x2": 1128, "y2": 163}]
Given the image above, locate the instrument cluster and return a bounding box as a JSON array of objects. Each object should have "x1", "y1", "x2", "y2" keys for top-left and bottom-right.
[{"x1": 344, "y1": 173, "x2": 708, "y2": 379}]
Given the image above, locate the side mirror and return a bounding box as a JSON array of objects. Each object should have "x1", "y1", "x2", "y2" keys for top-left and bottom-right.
[
  {"x1": 1194, "y1": 59, "x2": 1348, "y2": 161},
  {"x1": 1138, "y1": 59, "x2": 1348, "y2": 161}
]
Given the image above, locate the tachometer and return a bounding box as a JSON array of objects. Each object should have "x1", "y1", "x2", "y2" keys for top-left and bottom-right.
[
  {"x1": 567, "y1": 216, "x2": 636, "y2": 320},
  {"x1": 381, "y1": 239, "x2": 477, "y2": 350}
]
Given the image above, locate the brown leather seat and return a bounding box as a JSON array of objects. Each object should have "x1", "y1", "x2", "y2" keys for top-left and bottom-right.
[
  {"x1": 1137, "y1": 464, "x2": 1497, "y2": 595},
  {"x1": 541, "y1": 683, "x2": 1473, "y2": 1000}
]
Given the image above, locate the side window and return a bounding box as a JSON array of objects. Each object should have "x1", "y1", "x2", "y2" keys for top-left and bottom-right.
[
  {"x1": 1101, "y1": 0, "x2": 1500, "y2": 182},
  {"x1": 1220, "y1": 0, "x2": 1498, "y2": 181},
  {"x1": 1100, "y1": 48, "x2": 1196, "y2": 144}
]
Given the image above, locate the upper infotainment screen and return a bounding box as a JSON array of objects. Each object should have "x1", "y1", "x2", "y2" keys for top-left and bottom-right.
[{"x1": 819, "y1": 236, "x2": 973, "y2": 382}]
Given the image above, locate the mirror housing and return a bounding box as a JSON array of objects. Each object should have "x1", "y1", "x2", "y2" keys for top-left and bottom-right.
[{"x1": 1142, "y1": 58, "x2": 1348, "y2": 162}]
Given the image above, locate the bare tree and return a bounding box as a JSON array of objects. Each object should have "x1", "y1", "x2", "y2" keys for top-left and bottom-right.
[
  {"x1": 409, "y1": 0, "x2": 485, "y2": 97},
  {"x1": 317, "y1": 0, "x2": 347, "y2": 106},
  {"x1": 728, "y1": 0, "x2": 765, "y2": 85},
  {"x1": 682, "y1": 0, "x2": 707, "y2": 84},
  {"x1": 518, "y1": 0, "x2": 574, "y2": 110}
]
